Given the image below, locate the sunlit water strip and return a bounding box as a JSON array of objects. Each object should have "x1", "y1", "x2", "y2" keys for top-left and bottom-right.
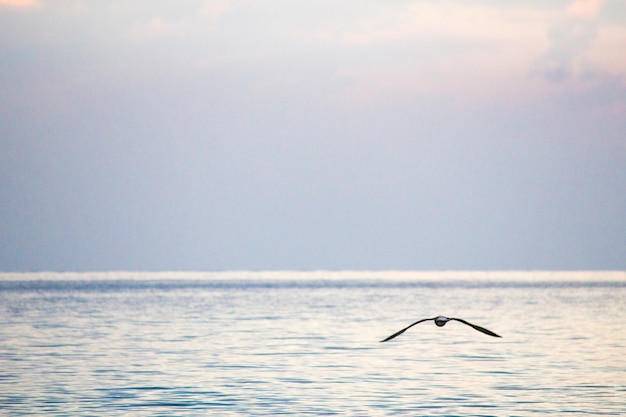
[{"x1": 2, "y1": 270, "x2": 626, "y2": 281}]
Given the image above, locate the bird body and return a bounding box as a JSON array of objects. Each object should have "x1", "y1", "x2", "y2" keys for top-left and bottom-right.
[{"x1": 380, "y1": 315, "x2": 501, "y2": 342}]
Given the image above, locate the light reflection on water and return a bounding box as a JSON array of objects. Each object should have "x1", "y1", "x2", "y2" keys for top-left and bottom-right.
[{"x1": 1, "y1": 271, "x2": 625, "y2": 416}]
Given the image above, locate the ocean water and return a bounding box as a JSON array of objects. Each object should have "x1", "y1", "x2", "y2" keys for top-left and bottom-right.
[{"x1": 1, "y1": 271, "x2": 625, "y2": 416}]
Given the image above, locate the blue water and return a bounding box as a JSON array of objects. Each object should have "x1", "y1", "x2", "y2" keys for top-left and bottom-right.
[{"x1": 1, "y1": 271, "x2": 625, "y2": 416}]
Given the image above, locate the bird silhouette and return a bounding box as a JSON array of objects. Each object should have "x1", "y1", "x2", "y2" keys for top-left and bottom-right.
[{"x1": 380, "y1": 315, "x2": 501, "y2": 342}]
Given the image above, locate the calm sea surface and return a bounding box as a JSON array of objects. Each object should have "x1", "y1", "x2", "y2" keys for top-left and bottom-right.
[{"x1": 1, "y1": 271, "x2": 625, "y2": 416}]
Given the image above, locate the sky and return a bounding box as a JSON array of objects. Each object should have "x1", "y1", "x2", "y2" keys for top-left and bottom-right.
[{"x1": 1, "y1": 0, "x2": 625, "y2": 272}]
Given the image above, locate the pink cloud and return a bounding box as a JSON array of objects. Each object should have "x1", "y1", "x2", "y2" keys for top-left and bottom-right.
[
  {"x1": 0, "y1": 0, "x2": 39, "y2": 7},
  {"x1": 566, "y1": 0, "x2": 605, "y2": 18}
]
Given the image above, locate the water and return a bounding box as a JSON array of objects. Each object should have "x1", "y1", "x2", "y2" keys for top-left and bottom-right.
[{"x1": 1, "y1": 271, "x2": 625, "y2": 416}]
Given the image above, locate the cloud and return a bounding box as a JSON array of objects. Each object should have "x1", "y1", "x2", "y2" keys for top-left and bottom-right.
[
  {"x1": 0, "y1": 0, "x2": 39, "y2": 8},
  {"x1": 130, "y1": 17, "x2": 187, "y2": 39},
  {"x1": 530, "y1": 1, "x2": 626, "y2": 120},
  {"x1": 302, "y1": 4, "x2": 552, "y2": 106},
  {"x1": 128, "y1": 1, "x2": 229, "y2": 40},
  {"x1": 566, "y1": 0, "x2": 605, "y2": 18},
  {"x1": 535, "y1": 0, "x2": 606, "y2": 82},
  {"x1": 200, "y1": 0, "x2": 229, "y2": 22}
]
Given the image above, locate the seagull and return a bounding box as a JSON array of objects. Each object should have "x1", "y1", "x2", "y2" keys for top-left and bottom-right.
[{"x1": 380, "y1": 315, "x2": 501, "y2": 342}]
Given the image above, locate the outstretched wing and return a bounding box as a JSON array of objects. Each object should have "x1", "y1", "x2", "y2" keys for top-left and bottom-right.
[
  {"x1": 451, "y1": 318, "x2": 501, "y2": 338},
  {"x1": 380, "y1": 318, "x2": 435, "y2": 342}
]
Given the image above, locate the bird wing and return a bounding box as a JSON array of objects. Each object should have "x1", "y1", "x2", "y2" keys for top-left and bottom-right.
[
  {"x1": 451, "y1": 318, "x2": 501, "y2": 338},
  {"x1": 380, "y1": 318, "x2": 435, "y2": 342}
]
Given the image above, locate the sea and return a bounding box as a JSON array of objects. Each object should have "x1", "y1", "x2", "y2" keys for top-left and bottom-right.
[{"x1": 1, "y1": 270, "x2": 625, "y2": 416}]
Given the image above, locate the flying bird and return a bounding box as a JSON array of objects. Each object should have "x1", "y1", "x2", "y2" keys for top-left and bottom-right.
[{"x1": 380, "y1": 315, "x2": 501, "y2": 342}]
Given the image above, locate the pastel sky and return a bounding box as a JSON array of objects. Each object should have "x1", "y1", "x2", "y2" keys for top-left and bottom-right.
[{"x1": 1, "y1": 0, "x2": 625, "y2": 271}]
